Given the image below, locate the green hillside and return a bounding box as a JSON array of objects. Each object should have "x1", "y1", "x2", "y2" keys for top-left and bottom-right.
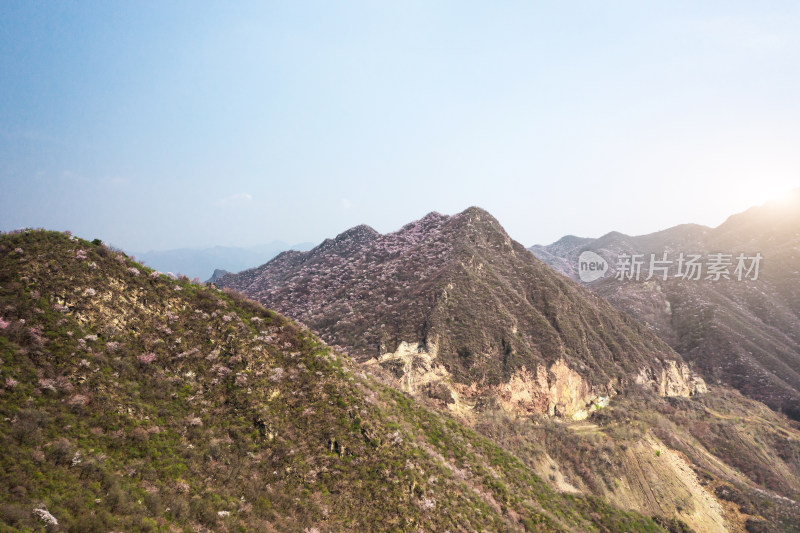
[{"x1": 0, "y1": 230, "x2": 668, "y2": 532}]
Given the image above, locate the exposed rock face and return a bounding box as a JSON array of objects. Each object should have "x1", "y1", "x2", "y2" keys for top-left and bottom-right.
[
  {"x1": 368, "y1": 346, "x2": 602, "y2": 420},
  {"x1": 494, "y1": 360, "x2": 599, "y2": 419},
  {"x1": 370, "y1": 341, "x2": 705, "y2": 421},
  {"x1": 218, "y1": 207, "x2": 706, "y2": 419},
  {"x1": 636, "y1": 360, "x2": 708, "y2": 398},
  {"x1": 529, "y1": 190, "x2": 800, "y2": 419},
  {"x1": 364, "y1": 340, "x2": 472, "y2": 415}
]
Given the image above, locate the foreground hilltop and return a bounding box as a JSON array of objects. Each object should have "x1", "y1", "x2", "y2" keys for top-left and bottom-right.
[
  {"x1": 218, "y1": 207, "x2": 705, "y2": 420},
  {"x1": 529, "y1": 191, "x2": 800, "y2": 420},
  {"x1": 0, "y1": 230, "x2": 673, "y2": 531}
]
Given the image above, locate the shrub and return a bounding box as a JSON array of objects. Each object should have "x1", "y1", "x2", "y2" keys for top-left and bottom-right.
[{"x1": 138, "y1": 352, "x2": 157, "y2": 364}]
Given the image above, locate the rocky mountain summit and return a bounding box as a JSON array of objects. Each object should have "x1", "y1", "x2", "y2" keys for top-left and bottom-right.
[
  {"x1": 218, "y1": 207, "x2": 706, "y2": 421},
  {"x1": 529, "y1": 190, "x2": 800, "y2": 420}
]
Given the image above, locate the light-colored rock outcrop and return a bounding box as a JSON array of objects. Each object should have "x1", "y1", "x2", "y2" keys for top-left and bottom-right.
[
  {"x1": 368, "y1": 341, "x2": 706, "y2": 420},
  {"x1": 364, "y1": 341, "x2": 472, "y2": 414},
  {"x1": 492, "y1": 360, "x2": 612, "y2": 420},
  {"x1": 636, "y1": 360, "x2": 707, "y2": 397}
]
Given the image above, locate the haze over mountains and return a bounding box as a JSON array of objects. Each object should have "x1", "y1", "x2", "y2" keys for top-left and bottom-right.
[
  {"x1": 530, "y1": 190, "x2": 800, "y2": 420},
  {"x1": 131, "y1": 242, "x2": 314, "y2": 281}
]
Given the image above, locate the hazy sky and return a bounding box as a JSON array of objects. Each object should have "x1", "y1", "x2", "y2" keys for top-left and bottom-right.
[{"x1": 2, "y1": 1, "x2": 799, "y2": 252}]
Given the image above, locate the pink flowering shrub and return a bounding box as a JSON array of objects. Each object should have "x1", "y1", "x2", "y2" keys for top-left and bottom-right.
[
  {"x1": 28, "y1": 325, "x2": 46, "y2": 345},
  {"x1": 137, "y1": 352, "x2": 157, "y2": 364},
  {"x1": 38, "y1": 378, "x2": 57, "y2": 392},
  {"x1": 33, "y1": 508, "x2": 58, "y2": 527},
  {"x1": 76, "y1": 249, "x2": 88, "y2": 260},
  {"x1": 68, "y1": 394, "x2": 89, "y2": 407},
  {"x1": 127, "y1": 267, "x2": 140, "y2": 276},
  {"x1": 214, "y1": 365, "x2": 232, "y2": 377},
  {"x1": 0, "y1": 317, "x2": 9, "y2": 329}
]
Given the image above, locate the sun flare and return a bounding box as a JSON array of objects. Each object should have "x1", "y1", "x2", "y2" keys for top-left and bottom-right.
[{"x1": 755, "y1": 185, "x2": 797, "y2": 207}]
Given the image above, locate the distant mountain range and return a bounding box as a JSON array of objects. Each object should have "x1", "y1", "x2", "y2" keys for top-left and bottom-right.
[
  {"x1": 529, "y1": 190, "x2": 800, "y2": 420},
  {"x1": 129, "y1": 241, "x2": 314, "y2": 281}
]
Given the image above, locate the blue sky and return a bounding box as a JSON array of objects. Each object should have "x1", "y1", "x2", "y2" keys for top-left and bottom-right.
[{"x1": 2, "y1": 1, "x2": 799, "y2": 252}]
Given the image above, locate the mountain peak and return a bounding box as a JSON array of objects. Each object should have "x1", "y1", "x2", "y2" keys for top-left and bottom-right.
[
  {"x1": 218, "y1": 206, "x2": 702, "y2": 421},
  {"x1": 334, "y1": 223, "x2": 380, "y2": 244},
  {"x1": 456, "y1": 205, "x2": 498, "y2": 224}
]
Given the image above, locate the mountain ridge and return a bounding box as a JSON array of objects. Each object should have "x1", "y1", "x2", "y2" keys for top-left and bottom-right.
[
  {"x1": 217, "y1": 206, "x2": 706, "y2": 421},
  {"x1": 528, "y1": 190, "x2": 800, "y2": 419}
]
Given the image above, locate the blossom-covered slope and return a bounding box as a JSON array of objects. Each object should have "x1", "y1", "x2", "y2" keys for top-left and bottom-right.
[
  {"x1": 0, "y1": 229, "x2": 678, "y2": 532},
  {"x1": 217, "y1": 207, "x2": 707, "y2": 421}
]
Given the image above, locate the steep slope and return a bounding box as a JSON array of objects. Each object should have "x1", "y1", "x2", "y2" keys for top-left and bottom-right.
[
  {"x1": 0, "y1": 229, "x2": 676, "y2": 532},
  {"x1": 529, "y1": 190, "x2": 800, "y2": 419},
  {"x1": 218, "y1": 207, "x2": 706, "y2": 421}
]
